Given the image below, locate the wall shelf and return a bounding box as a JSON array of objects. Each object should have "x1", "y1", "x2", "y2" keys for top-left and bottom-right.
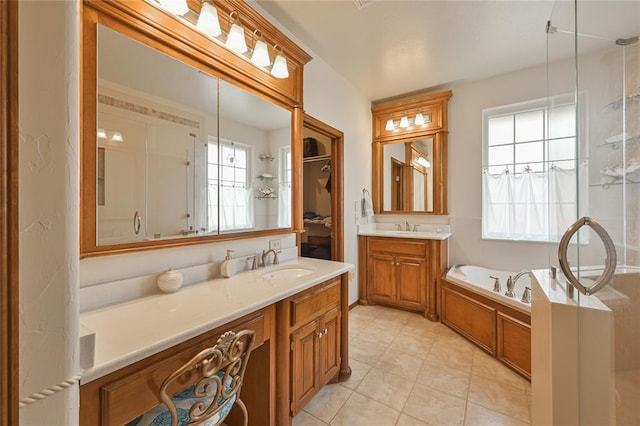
[{"x1": 303, "y1": 154, "x2": 331, "y2": 163}]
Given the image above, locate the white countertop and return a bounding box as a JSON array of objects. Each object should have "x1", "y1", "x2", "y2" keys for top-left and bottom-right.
[
  {"x1": 357, "y1": 223, "x2": 451, "y2": 240},
  {"x1": 80, "y1": 257, "x2": 353, "y2": 383}
]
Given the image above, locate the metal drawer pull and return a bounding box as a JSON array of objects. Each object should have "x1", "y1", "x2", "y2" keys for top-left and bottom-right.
[{"x1": 558, "y1": 216, "x2": 616, "y2": 296}]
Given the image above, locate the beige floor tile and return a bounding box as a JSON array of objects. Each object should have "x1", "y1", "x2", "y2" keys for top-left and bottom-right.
[
  {"x1": 403, "y1": 383, "x2": 467, "y2": 425},
  {"x1": 471, "y1": 350, "x2": 528, "y2": 391},
  {"x1": 358, "y1": 324, "x2": 400, "y2": 345},
  {"x1": 395, "y1": 413, "x2": 430, "y2": 425},
  {"x1": 375, "y1": 346, "x2": 425, "y2": 381},
  {"x1": 350, "y1": 336, "x2": 388, "y2": 365},
  {"x1": 356, "y1": 368, "x2": 414, "y2": 411},
  {"x1": 303, "y1": 384, "x2": 352, "y2": 423},
  {"x1": 340, "y1": 358, "x2": 372, "y2": 390},
  {"x1": 391, "y1": 332, "x2": 435, "y2": 359},
  {"x1": 417, "y1": 359, "x2": 471, "y2": 399},
  {"x1": 464, "y1": 402, "x2": 529, "y2": 425},
  {"x1": 427, "y1": 342, "x2": 474, "y2": 373},
  {"x1": 401, "y1": 316, "x2": 443, "y2": 336},
  {"x1": 468, "y1": 375, "x2": 530, "y2": 423},
  {"x1": 330, "y1": 392, "x2": 400, "y2": 426},
  {"x1": 435, "y1": 333, "x2": 479, "y2": 353},
  {"x1": 293, "y1": 410, "x2": 329, "y2": 426}
]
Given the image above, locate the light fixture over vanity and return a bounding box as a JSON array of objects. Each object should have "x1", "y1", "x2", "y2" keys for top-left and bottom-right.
[
  {"x1": 385, "y1": 108, "x2": 431, "y2": 131},
  {"x1": 151, "y1": 0, "x2": 290, "y2": 79}
]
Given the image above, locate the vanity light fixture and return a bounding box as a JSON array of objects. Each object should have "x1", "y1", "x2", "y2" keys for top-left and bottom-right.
[
  {"x1": 225, "y1": 11, "x2": 248, "y2": 54},
  {"x1": 414, "y1": 109, "x2": 425, "y2": 126},
  {"x1": 158, "y1": 0, "x2": 189, "y2": 16},
  {"x1": 151, "y1": 0, "x2": 290, "y2": 79},
  {"x1": 196, "y1": 1, "x2": 222, "y2": 37},
  {"x1": 417, "y1": 156, "x2": 431, "y2": 168},
  {"x1": 111, "y1": 132, "x2": 124, "y2": 142},
  {"x1": 97, "y1": 128, "x2": 107, "y2": 139},
  {"x1": 399, "y1": 113, "x2": 410, "y2": 128},
  {"x1": 250, "y1": 31, "x2": 271, "y2": 67},
  {"x1": 385, "y1": 116, "x2": 396, "y2": 131},
  {"x1": 270, "y1": 45, "x2": 289, "y2": 78}
]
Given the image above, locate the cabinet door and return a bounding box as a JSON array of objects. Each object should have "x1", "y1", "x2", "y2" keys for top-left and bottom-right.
[
  {"x1": 369, "y1": 253, "x2": 396, "y2": 304},
  {"x1": 291, "y1": 320, "x2": 320, "y2": 416},
  {"x1": 319, "y1": 307, "x2": 341, "y2": 385},
  {"x1": 395, "y1": 255, "x2": 425, "y2": 310},
  {"x1": 497, "y1": 313, "x2": 531, "y2": 379}
]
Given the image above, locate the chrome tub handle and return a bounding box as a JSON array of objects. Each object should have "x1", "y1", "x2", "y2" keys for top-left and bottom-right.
[{"x1": 557, "y1": 216, "x2": 617, "y2": 296}]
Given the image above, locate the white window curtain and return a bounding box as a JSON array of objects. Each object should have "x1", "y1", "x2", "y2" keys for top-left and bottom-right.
[
  {"x1": 220, "y1": 183, "x2": 252, "y2": 231},
  {"x1": 483, "y1": 165, "x2": 577, "y2": 241}
]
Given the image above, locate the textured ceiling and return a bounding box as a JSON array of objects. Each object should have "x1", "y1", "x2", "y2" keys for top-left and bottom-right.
[{"x1": 256, "y1": 0, "x2": 640, "y2": 101}]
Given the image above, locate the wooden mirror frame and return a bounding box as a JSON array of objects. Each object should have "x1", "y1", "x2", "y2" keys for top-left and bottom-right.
[
  {"x1": 371, "y1": 90, "x2": 452, "y2": 215},
  {"x1": 80, "y1": 0, "x2": 311, "y2": 258}
]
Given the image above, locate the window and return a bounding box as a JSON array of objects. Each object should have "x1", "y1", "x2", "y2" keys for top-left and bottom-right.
[
  {"x1": 207, "y1": 138, "x2": 253, "y2": 232},
  {"x1": 482, "y1": 95, "x2": 584, "y2": 242},
  {"x1": 278, "y1": 145, "x2": 292, "y2": 228}
]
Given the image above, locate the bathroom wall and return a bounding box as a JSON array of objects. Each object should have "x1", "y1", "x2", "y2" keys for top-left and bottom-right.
[{"x1": 19, "y1": 1, "x2": 80, "y2": 424}]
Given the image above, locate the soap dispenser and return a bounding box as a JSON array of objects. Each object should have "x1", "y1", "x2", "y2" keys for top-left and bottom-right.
[{"x1": 220, "y1": 249, "x2": 235, "y2": 278}]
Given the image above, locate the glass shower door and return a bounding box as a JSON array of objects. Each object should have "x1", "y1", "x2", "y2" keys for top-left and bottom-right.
[{"x1": 539, "y1": 0, "x2": 640, "y2": 424}]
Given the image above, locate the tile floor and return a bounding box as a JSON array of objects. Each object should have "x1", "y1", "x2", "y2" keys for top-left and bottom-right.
[{"x1": 293, "y1": 304, "x2": 531, "y2": 426}]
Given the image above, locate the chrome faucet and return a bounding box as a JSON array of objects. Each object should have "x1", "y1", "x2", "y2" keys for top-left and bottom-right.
[
  {"x1": 262, "y1": 249, "x2": 279, "y2": 266},
  {"x1": 506, "y1": 270, "x2": 532, "y2": 298},
  {"x1": 404, "y1": 220, "x2": 410, "y2": 231},
  {"x1": 412, "y1": 224, "x2": 420, "y2": 232},
  {"x1": 489, "y1": 275, "x2": 501, "y2": 292}
]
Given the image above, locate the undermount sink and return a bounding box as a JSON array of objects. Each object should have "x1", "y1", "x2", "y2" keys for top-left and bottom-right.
[{"x1": 261, "y1": 265, "x2": 315, "y2": 281}]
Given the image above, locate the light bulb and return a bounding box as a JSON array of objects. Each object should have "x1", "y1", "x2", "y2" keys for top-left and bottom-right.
[
  {"x1": 385, "y1": 118, "x2": 395, "y2": 131},
  {"x1": 251, "y1": 36, "x2": 271, "y2": 67},
  {"x1": 414, "y1": 112, "x2": 425, "y2": 125},
  {"x1": 399, "y1": 115, "x2": 409, "y2": 128},
  {"x1": 196, "y1": 2, "x2": 222, "y2": 37},
  {"x1": 158, "y1": 0, "x2": 189, "y2": 16},
  {"x1": 97, "y1": 128, "x2": 107, "y2": 139},
  {"x1": 111, "y1": 132, "x2": 124, "y2": 142},
  {"x1": 225, "y1": 17, "x2": 248, "y2": 54},
  {"x1": 270, "y1": 51, "x2": 289, "y2": 78}
]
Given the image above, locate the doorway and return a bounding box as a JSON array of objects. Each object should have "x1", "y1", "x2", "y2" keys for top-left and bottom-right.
[{"x1": 301, "y1": 114, "x2": 344, "y2": 262}]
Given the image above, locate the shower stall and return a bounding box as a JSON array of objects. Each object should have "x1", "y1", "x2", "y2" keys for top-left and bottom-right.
[{"x1": 533, "y1": 0, "x2": 640, "y2": 424}]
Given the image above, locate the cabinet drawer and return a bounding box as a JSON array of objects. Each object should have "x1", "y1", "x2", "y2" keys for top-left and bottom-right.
[
  {"x1": 369, "y1": 238, "x2": 426, "y2": 256},
  {"x1": 95, "y1": 313, "x2": 267, "y2": 425},
  {"x1": 291, "y1": 279, "x2": 341, "y2": 328}
]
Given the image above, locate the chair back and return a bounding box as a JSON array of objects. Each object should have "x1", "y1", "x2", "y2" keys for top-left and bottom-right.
[{"x1": 159, "y1": 329, "x2": 256, "y2": 426}]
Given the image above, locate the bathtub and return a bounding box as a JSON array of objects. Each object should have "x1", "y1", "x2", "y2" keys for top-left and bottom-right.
[
  {"x1": 445, "y1": 264, "x2": 532, "y2": 314},
  {"x1": 440, "y1": 264, "x2": 532, "y2": 379}
]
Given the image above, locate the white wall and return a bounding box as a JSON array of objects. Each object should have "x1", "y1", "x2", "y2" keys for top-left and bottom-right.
[{"x1": 19, "y1": 1, "x2": 80, "y2": 424}]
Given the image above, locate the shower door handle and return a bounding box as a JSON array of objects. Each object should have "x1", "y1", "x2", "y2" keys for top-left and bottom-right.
[
  {"x1": 133, "y1": 210, "x2": 142, "y2": 235},
  {"x1": 558, "y1": 216, "x2": 617, "y2": 296}
]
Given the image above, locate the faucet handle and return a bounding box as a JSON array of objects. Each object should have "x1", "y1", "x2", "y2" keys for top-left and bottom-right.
[
  {"x1": 489, "y1": 275, "x2": 501, "y2": 292},
  {"x1": 395, "y1": 223, "x2": 402, "y2": 231},
  {"x1": 505, "y1": 276, "x2": 515, "y2": 297},
  {"x1": 412, "y1": 224, "x2": 420, "y2": 232}
]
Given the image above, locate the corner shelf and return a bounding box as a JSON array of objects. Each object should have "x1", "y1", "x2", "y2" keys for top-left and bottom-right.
[
  {"x1": 255, "y1": 195, "x2": 278, "y2": 200},
  {"x1": 259, "y1": 154, "x2": 275, "y2": 161},
  {"x1": 256, "y1": 174, "x2": 277, "y2": 181}
]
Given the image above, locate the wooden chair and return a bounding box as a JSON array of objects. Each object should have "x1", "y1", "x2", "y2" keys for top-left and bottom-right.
[{"x1": 128, "y1": 329, "x2": 256, "y2": 426}]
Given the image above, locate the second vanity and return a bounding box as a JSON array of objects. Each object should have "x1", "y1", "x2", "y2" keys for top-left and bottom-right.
[
  {"x1": 358, "y1": 223, "x2": 451, "y2": 320},
  {"x1": 79, "y1": 257, "x2": 353, "y2": 425}
]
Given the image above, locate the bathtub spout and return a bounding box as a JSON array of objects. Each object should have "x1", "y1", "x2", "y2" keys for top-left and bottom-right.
[{"x1": 506, "y1": 270, "x2": 532, "y2": 298}]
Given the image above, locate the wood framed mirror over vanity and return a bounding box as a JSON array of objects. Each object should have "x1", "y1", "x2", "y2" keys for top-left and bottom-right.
[{"x1": 371, "y1": 90, "x2": 452, "y2": 215}]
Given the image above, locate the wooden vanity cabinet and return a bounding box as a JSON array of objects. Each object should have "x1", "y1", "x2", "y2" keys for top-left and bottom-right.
[
  {"x1": 359, "y1": 236, "x2": 448, "y2": 320},
  {"x1": 279, "y1": 278, "x2": 342, "y2": 417}
]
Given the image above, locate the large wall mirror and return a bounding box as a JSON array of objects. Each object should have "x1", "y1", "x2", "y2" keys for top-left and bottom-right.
[
  {"x1": 371, "y1": 91, "x2": 452, "y2": 215},
  {"x1": 81, "y1": 0, "x2": 311, "y2": 257}
]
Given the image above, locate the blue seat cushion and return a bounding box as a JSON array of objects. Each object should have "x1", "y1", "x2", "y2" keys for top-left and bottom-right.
[{"x1": 127, "y1": 371, "x2": 236, "y2": 426}]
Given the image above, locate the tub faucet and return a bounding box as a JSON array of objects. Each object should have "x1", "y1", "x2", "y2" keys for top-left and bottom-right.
[
  {"x1": 489, "y1": 276, "x2": 501, "y2": 292},
  {"x1": 506, "y1": 270, "x2": 532, "y2": 298},
  {"x1": 262, "y1": 249, "x2": 280, "y2": 266}
]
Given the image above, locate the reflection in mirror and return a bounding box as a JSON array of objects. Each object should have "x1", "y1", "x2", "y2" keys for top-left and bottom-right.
[
  {"x1": 382, "y1": 138, "x2": 433, "y2": 212},
  {"x1": 96, "y1": 25, "x2": 291, "y2": 246}
]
